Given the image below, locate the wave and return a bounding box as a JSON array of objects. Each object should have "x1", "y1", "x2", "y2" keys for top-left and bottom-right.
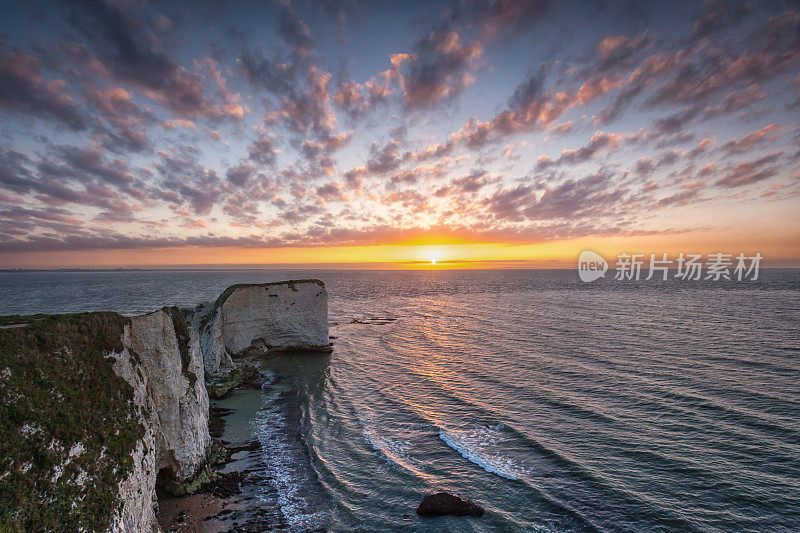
[
  {"x1": 252, "y1": 387, "x2": 329, "y2": 531},
  {"x1": 439, "y1": 424, "x2": 530, "y2": 481},
  {"x1": 361, "y1": 422, "x2": 428, "y2": 478}
]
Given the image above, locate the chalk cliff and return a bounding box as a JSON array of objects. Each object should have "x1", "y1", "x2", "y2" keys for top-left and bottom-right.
[
  {"x1": 109, "y1": 308, "x2": 211, "y2": 531},
  {"x1": 0, "y1": 280, "x2": 329, "y2": 531},
  {"x1": 0, "y1": 309, "x2": 210, "y2": 532},
  {"x1": 197, "y1": 280, "x2": 330, "y2": 378}
]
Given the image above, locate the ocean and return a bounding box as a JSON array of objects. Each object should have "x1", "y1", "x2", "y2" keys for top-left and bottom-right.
[{"x1": 2, "y1": 269, "x2": 799, "y2": 532}]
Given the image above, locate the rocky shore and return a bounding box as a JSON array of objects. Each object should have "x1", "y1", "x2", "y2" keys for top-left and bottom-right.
[{"x1": 0, "y1": 280, "x2": 330, "y2": 532}]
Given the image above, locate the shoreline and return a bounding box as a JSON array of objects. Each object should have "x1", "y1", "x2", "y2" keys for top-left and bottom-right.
[{"x1": 156, "y1": 378, "x2": 293, "y2": 532}]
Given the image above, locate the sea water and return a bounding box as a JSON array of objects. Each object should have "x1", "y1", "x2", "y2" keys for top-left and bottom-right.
[{"x1": 2, "y1": 269, "x2": 799, "y2": 531}]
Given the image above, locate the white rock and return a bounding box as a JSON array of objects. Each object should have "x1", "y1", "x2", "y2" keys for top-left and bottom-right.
[
  {"x1": 109, "y1": 310, "x2": 210, "y2": 532},
  {"x1": 197, "y1": 306, "x2": 234, "y2": 377},
  {"x1": 128, "y1": 311, "x2": 209, "y2": 481},
  {"x1": 199, "y1": 280, "x2": 329, "y2": 377}
]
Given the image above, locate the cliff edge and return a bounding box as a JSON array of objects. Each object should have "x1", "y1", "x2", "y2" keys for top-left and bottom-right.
[
  {"x1": 0, "y1": 309, "x2": 210, "y2": 532},
  {"x1": 0, "y1": 280, "x2": 329, "y2": 531}
]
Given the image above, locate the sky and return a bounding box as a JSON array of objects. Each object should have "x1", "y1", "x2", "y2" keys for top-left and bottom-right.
[{"x1": 0, "y1": 0, "x2": 798, "y2": 269}]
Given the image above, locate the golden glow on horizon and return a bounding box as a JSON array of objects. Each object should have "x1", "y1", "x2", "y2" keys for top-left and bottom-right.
[
  {"x1": 421, "y1": 246, "x2": 445, "y2": 266},
  {"x1": 2, "y1": 225, "x2": 798, "y2": 270}
]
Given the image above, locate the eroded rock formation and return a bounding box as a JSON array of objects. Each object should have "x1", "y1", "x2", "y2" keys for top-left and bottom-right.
[
  {"x1": 197, "y1": 280, "x2": 330, "y2": 379},
  {"x1": 0, "y1": 280, "x2": 329, "y2": 531},
  {"x1": 99, "y1": 308, "x2": 212, "y2": 531}
]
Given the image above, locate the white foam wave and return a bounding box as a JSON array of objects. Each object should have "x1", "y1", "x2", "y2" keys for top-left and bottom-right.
[
  {"x1": 252, "y1": 389, "x2": 328, "y2": 530},
  {"x1": 362, "y1": 424, "x2": 422, "y2": 474},
  {"x1": 439, "y1": 424, "x2": 529, "y2": 480}
]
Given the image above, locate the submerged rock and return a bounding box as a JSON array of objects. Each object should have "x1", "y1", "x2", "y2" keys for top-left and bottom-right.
[
  {"x1": 205, "y1": 363, "x2": 264, "y2": 399},
  {"x1": 416, "y1": 492, "x2": 485, "y2": 517}
]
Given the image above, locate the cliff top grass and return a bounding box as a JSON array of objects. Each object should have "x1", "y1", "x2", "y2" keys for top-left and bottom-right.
[
  {"x1": 198, "y1": 279, "x2": 325, "y2": 333},
  {"x1": 0, "y1": 312, "x2": 144, "y2": 532}
]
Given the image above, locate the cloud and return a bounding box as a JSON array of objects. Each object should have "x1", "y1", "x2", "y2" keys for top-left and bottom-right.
[
  {"x1": 703, "y1": 84, "x2": 766, "y2": 119},
  {"x1": 67, "y1": 1, "x2": 240, "y2": 121},
  {"x1": 536, "y1": 131, "x2": 622, "y2": 169},
  {"x1": 267, "y1": 66, "x2": 337, "y2": 137},
  {"x1": 435, "y1": 169, "x2": 494, "y2": 196},
  {"x1": 333, "y1": 71, "x2": 394, "y2": 117},
  {"x1": 0, "y1": 148, "x2": 141, "y2": 220},
  {"x1": 239, "y1": 46, "x2": 298, "y2": 95},
  {"x1": 343, "y1": 140, "x2": 403, "y2": 186},
  {"x1": 0, "y1": 1, "x2": 797, "y2": 258},
  {"x1": 448, "y1": 0, "x2": 554, "y2": 38},
  {"x1": 585, "y1": 32, "x2": 654, "y2": 76},
  {"x1": 690, "y1": 0, "x2": 753, "y2": 41},
  {"x1": 248, "y1": 132, "x2": 279, "y2": 166},
  {"x1": 719, "y1": 124, "x2": 782, "y2": 155},
  {"x1": 153, "y1": 147, "x2": 226, "y2": 214},
  {"x1": 391, "y1": 29, "x2": 482, "y2": 108},
  {"x1": 716, "y1": 151, "x2": 783, "y2": 188},
  {"x1": 0, "y1": 45, "x2": 87, "y2": 130},
  {"x1": 55, "y1": 144, "x2": 136, "y2": 189},
  {"x1": 656, "y1": 181, "x2": 704, "y2": 207}
]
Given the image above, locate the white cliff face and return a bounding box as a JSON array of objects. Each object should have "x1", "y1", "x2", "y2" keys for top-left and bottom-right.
[
  {"x1": 197, "y1": 306, "x2": 234, "y2": 377},
  {"x1": 128, "y1": 310, "x2": 210, "y2": 481},
  {"x1": 108, "y1": 326, "x2": 159, "y2": 533},
  {"x1": 4, "y1": 281, "x2": 328, "y2": 531},
  {"x1": 109, "y1": 310, "x2": 211, "y2": 532},
  {"x1": 200, "y1": 280, "x2": 329, "y2": 377}
]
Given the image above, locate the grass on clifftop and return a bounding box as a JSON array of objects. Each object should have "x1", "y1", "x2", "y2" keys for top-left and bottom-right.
[{"x1": 0, "y1": 313, "x2": 144, "y2": 531}]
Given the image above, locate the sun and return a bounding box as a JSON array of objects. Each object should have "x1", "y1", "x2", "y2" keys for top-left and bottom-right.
[{"x1": 421, "y1": 246, "x2": 444, "y2": 265}]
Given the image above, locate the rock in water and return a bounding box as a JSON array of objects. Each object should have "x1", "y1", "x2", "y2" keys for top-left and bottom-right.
[
  {"x1": 195, "y1": 280, "x2": 330, "y2": 378},
  {"x1": 416, "y1": 492, "x2": 485, "y2": 517}
]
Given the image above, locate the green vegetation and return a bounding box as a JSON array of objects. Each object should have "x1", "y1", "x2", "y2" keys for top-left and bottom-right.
[
  {"x1": 0, "y1": 313, "x2": 144, "y2": 531},
  {"x1": 0, "y1": 314, "x2": 52, "y2": 327}
]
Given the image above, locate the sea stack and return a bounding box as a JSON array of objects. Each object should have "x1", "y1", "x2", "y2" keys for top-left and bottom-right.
[{"x1": 195, "y1": 280, "x2": 330, "y2": 377}]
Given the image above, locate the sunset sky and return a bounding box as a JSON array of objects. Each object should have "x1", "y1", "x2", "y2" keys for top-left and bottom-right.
[{"x1": 0, "y1": 0, "x2": 798, "y2": 268}]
